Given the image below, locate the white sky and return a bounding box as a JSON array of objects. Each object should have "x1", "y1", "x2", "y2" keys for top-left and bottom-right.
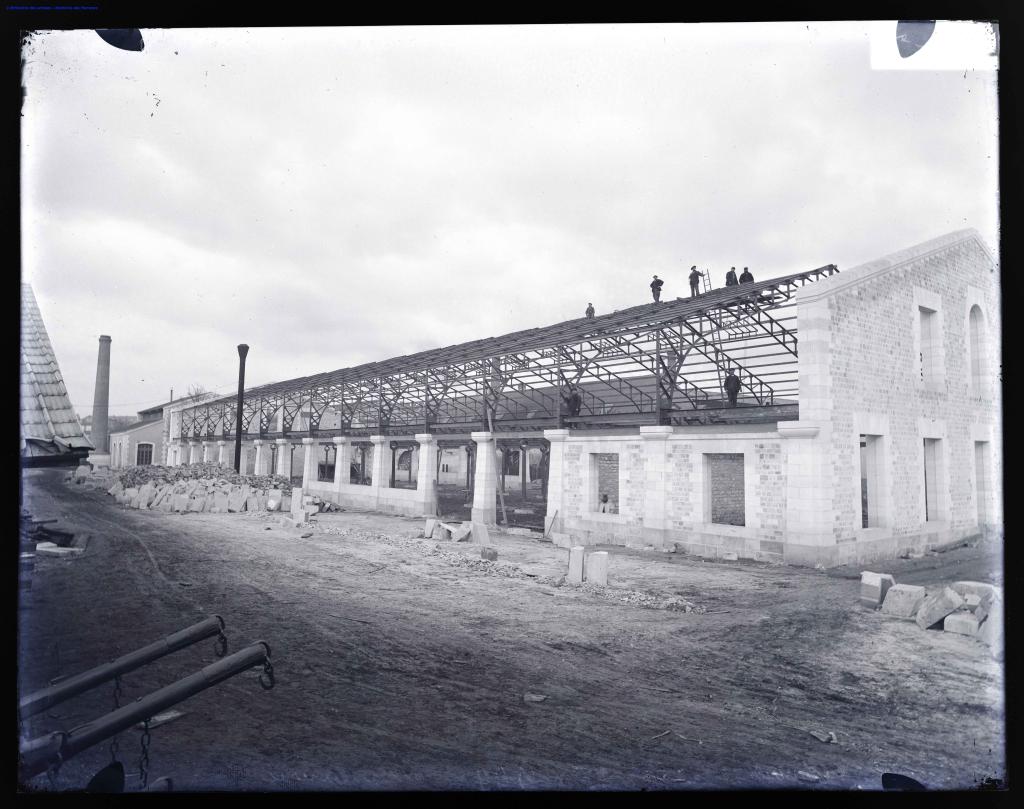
[{"x1": 21, "y1": 22, "x2": 999, "y2": 417}]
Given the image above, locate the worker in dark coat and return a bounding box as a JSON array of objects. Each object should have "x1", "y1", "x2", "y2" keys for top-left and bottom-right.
[
  {"x1": 585, "y1": 303, "x2": 595, "y2": 318},
  {"x1": 725, "y1": 267, "x2": 738, "y2": 286},
  {"x1": 688, "y1": 266, "x2": 702, "y2": 297},
  {"x1": 739, "y1": 267, "x2": 754, "y2": 284},
  {"x1": 724, "y1": 369, "x2": 741, "y2": 407},
  {"x1": 565, "y1": 386, "x2": 582, "y2": 417},
  {"x1": 650, "y1": 275, "x2": 664, "y2": 302}
]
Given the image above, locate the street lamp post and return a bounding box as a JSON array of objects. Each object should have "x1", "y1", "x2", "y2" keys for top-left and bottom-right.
[{"x1": 234, "y1": 344, "x2": 249, "y2": 473}]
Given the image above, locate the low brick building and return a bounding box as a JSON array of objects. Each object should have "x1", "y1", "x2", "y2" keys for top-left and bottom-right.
[{"x1": 545, "y1": 229, "x2": 1001, "y2": 565}]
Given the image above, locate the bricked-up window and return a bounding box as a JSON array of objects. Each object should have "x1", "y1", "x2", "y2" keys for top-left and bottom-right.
[
  {"x1": 918, "y1": 305, "x2": 942, "y2": 387},
  {"x1": 705, "y1": 453, "x2": 745, "y2": 526},
  {"x1": 591, "y1": 453, "x2": 619, "y2": 513},
  {"x1": 969, "y1": 305, "x2": 986, "y2": 394},
  {"x1": 859, "y1": 435, "x2": 885, "y2": 528},
  {"x1": 923, "y1": 438, "x2": 942, "y2": 522}
]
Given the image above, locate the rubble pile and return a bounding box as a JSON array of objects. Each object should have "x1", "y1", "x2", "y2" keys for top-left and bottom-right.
[
  {"x1": 866, "y1": 571, "x2": 1004, "y2": 661},
  {"x1": 106, "y1": 464, "x2": 295, "y2": 515}
]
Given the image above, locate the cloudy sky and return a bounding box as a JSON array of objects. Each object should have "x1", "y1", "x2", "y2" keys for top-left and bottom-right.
[{"x1": 21, "y1": 22, "x2": 998, "y2": 418}]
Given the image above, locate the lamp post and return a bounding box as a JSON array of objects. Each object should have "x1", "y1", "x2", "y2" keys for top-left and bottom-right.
[{"x1": 234, "y1": 344, "x2": 249, "y2": 473}]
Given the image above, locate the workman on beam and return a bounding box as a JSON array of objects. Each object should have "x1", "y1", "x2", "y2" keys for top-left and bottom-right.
[
  {"x1": 724, "y1": 369, "x2": 741, "y2": 408},
  {"x1": 585, "y1": 303, "x2": 595, "y2": 318},
  {"x1": 725, "y1": 267, "x2": 738, "y2": 286},
  {"x1": 688, "y1": 266, "x2": 702, "y2": 297},
  {"x1": 739, "y1": 267, "x2": 754, "y2": 283},
  {"x1": 650, "y1": 275, "x2": 664, "y2": 302}
]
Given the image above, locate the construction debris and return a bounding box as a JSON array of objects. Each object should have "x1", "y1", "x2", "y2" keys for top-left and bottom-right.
[
  {"x1": 107, "y1": 464, "x2": 294, "y2": 517},
  {"x1": 880, "y1": 584, "x2": 927, "y2": 619},
  {"x1": 915, "y1": 587, "x2": 964, "y2": 630}
]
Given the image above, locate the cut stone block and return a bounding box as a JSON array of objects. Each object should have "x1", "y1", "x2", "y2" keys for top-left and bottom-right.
[
  {"x1": 424, "y1": 518, "x2": 438, "y2": 539},
  {"x1": 975, "y1": 590, "x2": 998, "y2": 624},
  {"x1": 568, "y1": 546, "x2": 585, "y2": 585},
  {"x1": 227, "y1": 489, "x2": 247, "y2": 513},
  {"x1": 978, "y1": 598, "x2": 1004, "y2": 661},
  {"x1": 108, "y1": 480, "x2": 124, "y2": 496},
  {"x1": 452, "y1": 523, "x2": 473, "y2": 542},
  {"x1": 471, "y1": 522, "x2": 490, "y2": 544},
  {"x1": 173, "y1": 495, "x2": 190, "y2": 512},
  {"x1": 951, "y1": 581, "x2": 999, "y2": 601},
  {"x1": 187, "y1": 496, "x2": 204, "y2": 513},
  {"x1": 213, "y1": 492, "x2": 230, "y2": 512},
  {"x1": 943, "y1": 612, "x2": 980, "y2": 637},
  {"x1": 291, "y1": 488, "x2": 304, "y2": 514},
  {"x1": 860, "y1": 571, "x2": 896, "y2": 608},
  {"x1": 585, "y1": 551, "x2": 609, "y2": 586},
  {"x1": 159, "y1": 497, "x2": 174, "y2": 513},
  {"x1": 881, "y1": 584, "x2": 927, "y2": 619},
  {"x1": 267, "y1": 490, "x2": 283, "y2": 511},
  {"x1": 246, "y1": 495, "x2": 260, "y2": 512},
  {"x1": 280, "y1": 495, "x2": 292, "y2": 513},
  {"x1": 915, "y1": 587, "x2": 965, "y2": 630},
  {"x1": 480, "y1": 546, "x2": 498, "y2": 562}
]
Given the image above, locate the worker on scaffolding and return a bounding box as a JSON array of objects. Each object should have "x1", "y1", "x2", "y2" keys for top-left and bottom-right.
[
  {"x1": 650, "y1": 275, "x2": 664, "y2": 302},
  {"x1": 567, "y1": 385, "x2": 583, "y2": 417},
  {"x1": 739, "y1": 266, "x2": 754, "y2": 284},
  {"x1": 725, "y1": 267, "x2": 738, "y2": 286},
  {"x1": 585, "y1": 303, "x2": 595, "y2": 318},
  {"x1": 688, "y1": 266, "x2": 702, "y2": 297},
  {"x1": 724, "y1": 369, "x2": 741, "y2": 407}
]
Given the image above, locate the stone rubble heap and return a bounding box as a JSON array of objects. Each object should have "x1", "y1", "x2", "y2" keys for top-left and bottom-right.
[
  {"x1": 107, "y1": 464, "x2": 295, "y2": 515},
  {"x1": 862, "y1": 571, "x2": 1004, "y2": 661}
]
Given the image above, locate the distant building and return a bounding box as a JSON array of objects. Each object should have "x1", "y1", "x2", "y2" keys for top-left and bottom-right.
[{"x1": 109, "y1": 397, "x2": 201, "y2": 468}]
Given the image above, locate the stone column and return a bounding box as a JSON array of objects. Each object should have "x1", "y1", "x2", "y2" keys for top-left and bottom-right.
[
  {"x1": 188, "y1": 441, "x2": 199, "y2": 465},
  {"x1": 333, "y1": 436, "x2": 350, "y2": 491},
  {"x1": 301, "y1": 437, "x2": 319, "y2": 489},
  {"x1": 369, "y1": 435, "x2": 389, "y2": 490},
  {"x1": 275, "y1": 438, "x2": 290, "y2": 478},
  {"x1": 640, "y1": 425, "x2": 674, "y2": 548},
  {"x1": 415, "y1": 434, "x2": 438, "y2": 516},
  {"x1": 253, "y1": 440, "x2": 268, "y2": 475},
  {"x1": 543, "y1": 429, "x2": 569, "y2": 533},
  {"x1": 471, "y1": 431, "x2": 497, "y2": 525},
  {"x1": 201, "y1": 441, "x2": 211, "y2": 463},
  {"x1": 217, "y1": 440, "x2": 227, "y2": 466}
]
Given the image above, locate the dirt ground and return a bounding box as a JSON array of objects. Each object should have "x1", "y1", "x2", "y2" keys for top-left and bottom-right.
[{"x1": 18, "y1": 467, "x2": 1005, "y2": 791}]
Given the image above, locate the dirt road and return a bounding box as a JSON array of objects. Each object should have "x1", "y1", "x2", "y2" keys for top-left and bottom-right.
[{"x1": 18, "y1": 468, "x2": 1005, "y2": 791}]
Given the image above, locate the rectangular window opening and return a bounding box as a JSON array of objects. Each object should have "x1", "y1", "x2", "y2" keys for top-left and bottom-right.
[
  {"x1": 923, "y1": 438, "x2": 941, "y2": 522},
  {"x1": 591, "y1": 452, "x2": 619, "y2": 514},
  {"x1": 705, "y1": 453, "x2": 746, "y2": 526},
  {"x1": 919, "y1": 306, "x2": 940, "y2": 387},
  {"x1": 860, "y1": 434, "x2": 885, "y2": 528},
  {"x1": 975, "y1": 441, "x2": 990, "y2": 525}
]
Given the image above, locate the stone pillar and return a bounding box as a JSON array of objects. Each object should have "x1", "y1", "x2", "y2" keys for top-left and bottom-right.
[
  {"x1": 275, "y1": 438, "x2": 290, "y2": 478},
  {"x1": 779, "y1": 422, "x2": 834, "y2": 565},
  {"x1": 543, "y1": 429, "x2": 570, "y2": 534},
  {"x1": 301, "y1": 437, "x2": 319, "y2": 489},
  {"x1": 201, "y1": 441, "x2": 211, "y2": 463},
  {"x1": 217, "y1": 440, "x2": 227, "y2": 466},
  {"x1": 369, "y1": 435, "x2": 389, "y2": 490},
  {"x1": 415, "y1": 434, "x2": 438, "y2": 516},
  {"x1": 253, "y1": 440, "x2": 268, "y2": 475},
  {"x1": 640, "y1": 425, "x2": 674, "y2": 548},
  {"x1": 333, "y1": 436, "x2": 350, "y2": 491},
  {"x1": 188, "y1": 441, "x2": 198, "y2": 465},
  {"x1": 471, "y1": 431, "x2": 497, "y2": 525}
]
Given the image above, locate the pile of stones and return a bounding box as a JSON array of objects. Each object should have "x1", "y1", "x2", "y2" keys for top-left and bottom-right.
[
  {"x1": 861, "y1": 572, "x2": 1004, "y2": 660},
  {"x1": 112, "y1": 463, "x2": 292, "y2": 495},
  {"x1": 107, "y1": 471, "x2": 294, "y2": 515}
]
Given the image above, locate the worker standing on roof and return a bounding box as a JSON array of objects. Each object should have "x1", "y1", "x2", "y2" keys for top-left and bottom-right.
[
  {"x1": 585, "y1": 303, "x2": 595, "y2": 318},
  {"x1": 688, "y1": 266, "x2": 702, "y2": 297},
  {"x1": 725, "y1": 267, "x2": 738, "y2": 286},
  {"x1": 650, "y1": 275, "x2": 664, "y2": 302},
  {"x1": 739, "y1": 267, "x2": 754, "y2": 284},
  {"x1": 724, "y1": 369, "x2": 741, "y2": 407},
  {"x1": 565, "y1": 385, "x2": 582, "y2": 417}
]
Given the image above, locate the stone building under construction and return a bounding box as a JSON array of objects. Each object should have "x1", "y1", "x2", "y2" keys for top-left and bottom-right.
[{"x1": 166, "y1": 229, "x2": 1001, "y2": 566}]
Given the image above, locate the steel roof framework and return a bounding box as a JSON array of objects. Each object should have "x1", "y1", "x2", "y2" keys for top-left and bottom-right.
[{"x1": 176, "y1": 265, "x2": 838, "y2": 442}]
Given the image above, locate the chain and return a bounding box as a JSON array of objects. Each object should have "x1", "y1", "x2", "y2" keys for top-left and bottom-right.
[
  {"x1": 258, "y1": 657, "x2": 275, "y2": 690},
  {"x1": 109, "y1": 675, "x2": 123, "y2": 762},
  {"x1": 214, "y1": 631, "x2": 228, "y2": 658},
  {"x1": 138, "y1": 719, "x2": 151, "y2": 789}
]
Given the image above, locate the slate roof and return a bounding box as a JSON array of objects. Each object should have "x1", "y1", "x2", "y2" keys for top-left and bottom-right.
[{"x1": 20, "y1": 284, "x2": 93, "y2": 455}]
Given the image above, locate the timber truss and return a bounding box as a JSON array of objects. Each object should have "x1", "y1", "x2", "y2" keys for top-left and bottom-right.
[{"x1": 176, "y1": 265, "x2": 838, "y2": 441}]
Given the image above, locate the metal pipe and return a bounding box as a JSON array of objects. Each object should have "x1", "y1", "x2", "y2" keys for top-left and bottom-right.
[
  {"x1": 19, "y1": 616, "x2": 225, "y2": 721},
  {"x1": 20, "y1": 642, "x2": 271, "y2": 782},
  {"x1": 234, "y1": 344, "x2": 249, "y2": 473}
]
